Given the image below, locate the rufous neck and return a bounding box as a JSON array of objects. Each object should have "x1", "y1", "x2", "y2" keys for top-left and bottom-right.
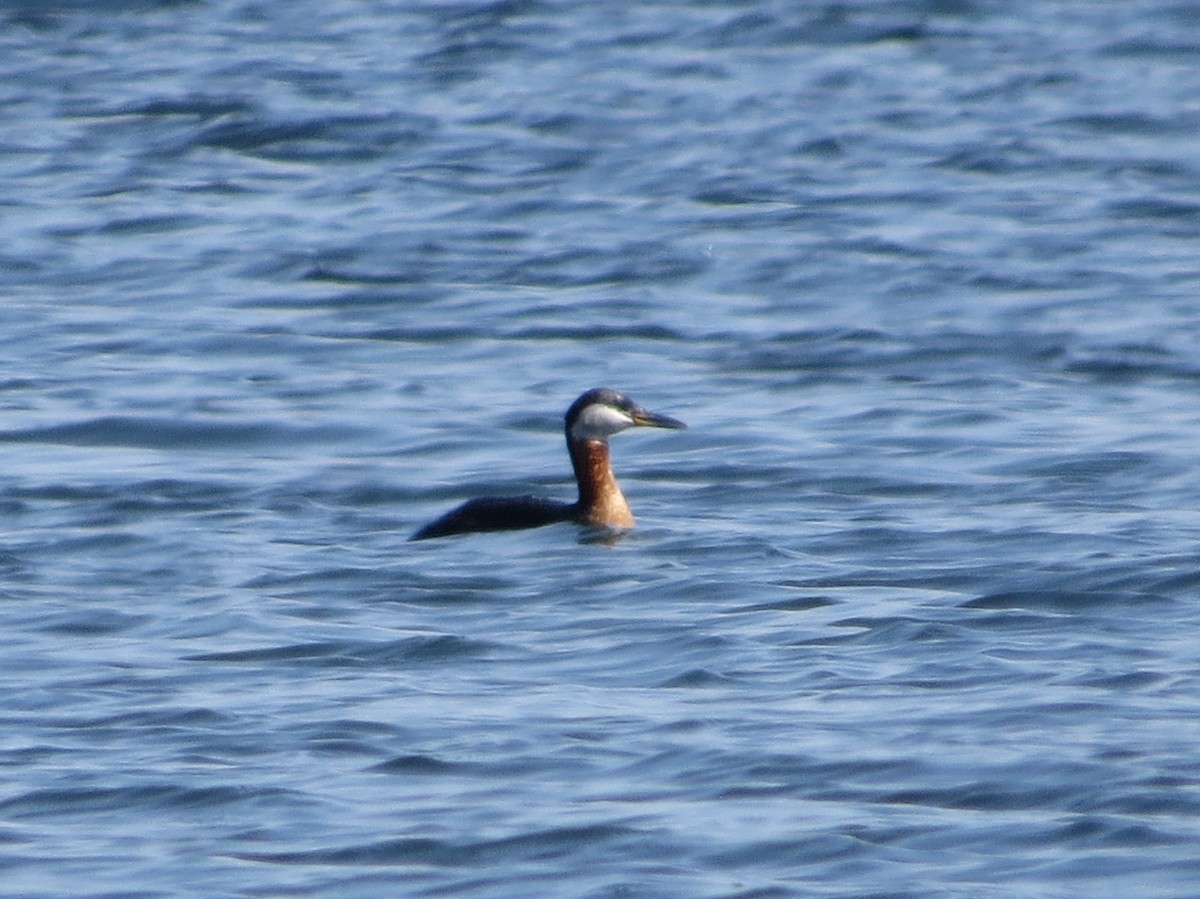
[{"x1": 568, "y1": 437, "x2": 633, "y2": 527}]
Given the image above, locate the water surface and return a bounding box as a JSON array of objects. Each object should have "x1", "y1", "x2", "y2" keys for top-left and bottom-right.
[{"x1": 3, "y1": 1, "x2": 1200, "y2": 897}]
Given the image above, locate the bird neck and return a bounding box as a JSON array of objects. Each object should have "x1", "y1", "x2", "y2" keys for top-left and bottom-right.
[{"x1": 568, "y1": 437, "x2": 633, "y2": 528}]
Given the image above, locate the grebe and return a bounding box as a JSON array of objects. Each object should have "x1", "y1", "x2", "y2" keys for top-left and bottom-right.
[{"x1": 410, "y1": 388, "x2": 686, "y2": 540}]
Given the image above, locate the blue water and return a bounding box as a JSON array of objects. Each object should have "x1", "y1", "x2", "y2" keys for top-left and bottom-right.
[{"x1": 4, "y1": 1, "x2": 1200, "y2": 896}]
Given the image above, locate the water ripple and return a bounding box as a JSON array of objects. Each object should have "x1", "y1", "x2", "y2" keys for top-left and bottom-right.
[
  {"x1": 0, "y1": 416, "x2": 364, "y2": 449},
  {"x1": 3, "y1": 1, "x2": 1200, "y2": 897}
]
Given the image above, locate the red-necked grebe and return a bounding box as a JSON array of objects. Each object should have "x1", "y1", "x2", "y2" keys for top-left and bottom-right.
[{"x1": 410, "y1": 387, "x2": 686, "y2": 540}]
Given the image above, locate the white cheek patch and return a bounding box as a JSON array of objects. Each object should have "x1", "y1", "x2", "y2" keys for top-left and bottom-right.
[{"x1": 571, "y1": 404, "x2": 635, "y2": 440}]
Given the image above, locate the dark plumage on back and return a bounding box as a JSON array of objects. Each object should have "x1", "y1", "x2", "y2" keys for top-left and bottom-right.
[{"x1": 409, "y1": 496, "x2": 573, "y2": 541}]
